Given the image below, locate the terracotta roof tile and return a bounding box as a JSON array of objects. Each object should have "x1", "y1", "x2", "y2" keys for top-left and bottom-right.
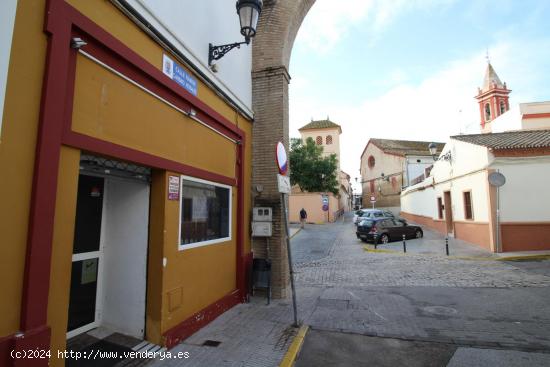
[
  {"x1": 368, "y1": 138, "x2": 445, "y2": 157},
  {"x1": 451, "y1": 129, "x2": 550, "y2": 149},
  {"x1": 299, "y1": 119, "x2": 341, "y2": 132}
]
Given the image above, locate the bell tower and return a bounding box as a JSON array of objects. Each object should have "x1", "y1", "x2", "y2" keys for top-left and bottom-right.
[{"x1": 476, "y1": 62, "x2": 511, "y2": 133}]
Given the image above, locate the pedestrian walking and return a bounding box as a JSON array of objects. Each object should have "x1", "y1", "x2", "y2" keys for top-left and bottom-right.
[{"x1": 300, "y1": 208, "x2": 307, "y2": 229}]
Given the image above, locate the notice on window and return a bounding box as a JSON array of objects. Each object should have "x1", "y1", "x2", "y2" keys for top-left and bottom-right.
[
  {"x1": 168, "y1": 176, "x2": 180, "y2": 201},
  {"x1": 162, "y1": 54, "x2": 198, "y2": 96},
  {"x1": 81, "y1": 258, "x2": 98, "y2": 285}
]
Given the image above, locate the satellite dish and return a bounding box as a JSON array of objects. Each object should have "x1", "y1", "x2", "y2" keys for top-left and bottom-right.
[{"x1": 488, "y1": 172, "x2": 506, "y2": 187}]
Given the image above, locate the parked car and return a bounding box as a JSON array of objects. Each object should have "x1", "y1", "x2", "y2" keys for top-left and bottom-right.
[
  {"x1": 353, "y1": 209, "x2": 394, "y2": 225},
  {"x1": 356, "y1": 218, "x2": 423, "y2": 243}
]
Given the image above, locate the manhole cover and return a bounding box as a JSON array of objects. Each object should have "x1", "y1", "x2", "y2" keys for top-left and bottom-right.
[{"x1": 422, "y1": 306, "x2": 458, "y2": 316}]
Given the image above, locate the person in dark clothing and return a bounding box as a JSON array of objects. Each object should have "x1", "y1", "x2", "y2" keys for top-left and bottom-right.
[{"x1": 299, "y1": 208, "x2": 307, "y2": 228}]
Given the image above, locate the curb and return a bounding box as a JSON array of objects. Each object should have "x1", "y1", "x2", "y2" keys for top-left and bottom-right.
[
  {"x1": 363, "y1": 245, "x2": 400, "y2": 254},
  {"x1": 279, "y1": 325, "x2": 309, "y2": 367},
  {"x1": 496, "y1": 254, "x2": 550, "y2": 262},
  {"x1": 290, "y1": 228, "x2": 302, "y2": 239}
]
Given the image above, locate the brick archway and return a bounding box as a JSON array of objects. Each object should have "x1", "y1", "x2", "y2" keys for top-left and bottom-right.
[{"x1": 252, "y1": 0, "x2": 316, "y2": 298}]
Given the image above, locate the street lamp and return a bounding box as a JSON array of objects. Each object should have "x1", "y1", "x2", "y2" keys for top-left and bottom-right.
[
  {"x1": 429, "y1": 142, "x2": 452, "y2": 162},
  {"x1": 208, "y1": 0, "x2": 263, "y2": 67}
]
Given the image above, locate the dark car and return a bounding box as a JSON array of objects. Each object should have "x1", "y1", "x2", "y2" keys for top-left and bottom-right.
[
  {"x1": 356, "y1": 218, "x2": 423, "y2": 244},
  {"x1": 353, "y1": 209, "x2": 394, "y2": 225}
]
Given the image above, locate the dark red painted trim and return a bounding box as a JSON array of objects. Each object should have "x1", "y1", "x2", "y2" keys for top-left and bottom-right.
[
  {"x1": 236, "y1": 138, "x2": 246, "y2": 300},
  {"x1": 163, "y1": 289, "x2": 241, "y2": 348},
  {"x1": 21, "y1": 1, "x2": 72, "y2": 331},
  {"x1": 0, "y1": 326, "x2": 51, "y2": 367},
  {"x1": 63, "y1": 131, "x2": 237, "y2": 187}
]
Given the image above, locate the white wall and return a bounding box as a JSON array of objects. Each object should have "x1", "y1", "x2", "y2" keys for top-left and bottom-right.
[
  {"x1": 102, "y1": 178, "x2": 150, "y2": 338},
  {"x1": 492, "y1": 157, "x2": 550, "y2": 222},
  {"x1": 405, "y1": 155, "x2": 436, "y2": 185},
  {"x1": 402, "y1": 139, "x2": 491, "y2": 222},
  {"x1": 0, "y1": 0, "x2": 18, "y2": 138},
  {"x1": 128, "y1": 0, "x2": 253, "y2": 114}
]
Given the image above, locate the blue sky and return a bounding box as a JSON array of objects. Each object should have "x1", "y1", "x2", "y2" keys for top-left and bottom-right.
[{"x1": 289, "y1": 0, "x2": 550, "y2": 186}]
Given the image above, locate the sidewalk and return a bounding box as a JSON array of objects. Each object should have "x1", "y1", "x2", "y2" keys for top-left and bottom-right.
[{"x1": 363, "y1": 224, "x2": 550, "y2": 260}]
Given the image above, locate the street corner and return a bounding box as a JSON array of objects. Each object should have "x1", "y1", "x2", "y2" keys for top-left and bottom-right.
[{"x1": 279, "y1": 324, "x2": 309, "y2": 367}]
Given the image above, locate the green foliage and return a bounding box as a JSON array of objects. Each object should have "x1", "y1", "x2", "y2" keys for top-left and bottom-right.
[{"x1": 289, "y1": 137, "x2": 339, "y2": 195}]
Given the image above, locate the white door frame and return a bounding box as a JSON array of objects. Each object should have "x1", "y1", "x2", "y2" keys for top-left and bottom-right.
[{"x1": 66, "y1": 181, "x2": 108, "y2": 339}]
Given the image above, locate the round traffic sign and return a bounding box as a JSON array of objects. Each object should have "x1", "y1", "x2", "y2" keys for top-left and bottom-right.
[
  {"x1": 276, "y1": 141, "x2": 288, "y2": 175},
  {"x1": 322, "y1": 204, "x2": 329, "y2": 211},
  {"x1": 370, "y1": 196, "x2": 376, "y2": 203},
  {"x1": 488, "y1": 172, "x2": 506, "y2": 187}
]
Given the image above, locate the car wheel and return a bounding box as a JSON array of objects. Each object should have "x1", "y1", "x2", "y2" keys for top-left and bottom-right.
[
  {"x1": 415, "y1": 229, "x2": 423, "y2": 239},
  {"x1": 379, "y1": 234, "x2": 389, "y2": 244}
]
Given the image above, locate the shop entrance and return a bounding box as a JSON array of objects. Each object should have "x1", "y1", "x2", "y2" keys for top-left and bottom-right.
[{"x1": 67, "y1": 156, "x2": 151, "y2": 340}]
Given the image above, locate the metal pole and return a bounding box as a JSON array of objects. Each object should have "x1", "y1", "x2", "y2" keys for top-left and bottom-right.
[
  {"x1": 402, "y1": 234, "x2": 406, "y2": 253},
  {"x1": 496, "y1": 185, "x2": 500, "y2": 253},
  {"x1": 445, "y1": 237, "x2": 449, "y2": 256},
  {"x1": 374, "y1": 234, "x2": 378, "y2": 249},
  {"x1": 281, "y1": 193, "x2": 299, "y2": 327}
]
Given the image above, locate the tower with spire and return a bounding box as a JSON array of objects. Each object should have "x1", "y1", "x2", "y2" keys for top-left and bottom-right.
[{"x1": 476, "y1": 61, "x2": 511, "y2": 133}]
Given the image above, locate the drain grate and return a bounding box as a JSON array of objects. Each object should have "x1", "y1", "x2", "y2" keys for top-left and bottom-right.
[{"x1": 202, "y1": 340, "x2": 222, "y2": 347}]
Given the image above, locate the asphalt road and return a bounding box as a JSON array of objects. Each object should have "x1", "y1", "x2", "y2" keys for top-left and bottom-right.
[{"x1": 291, "y1": 214, "x2": 550, "y2": 366}]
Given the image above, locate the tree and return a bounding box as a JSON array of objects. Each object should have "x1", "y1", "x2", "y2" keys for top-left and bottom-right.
[{"x1": 289, "y1": 137, "x2": 339, "y2": 195}]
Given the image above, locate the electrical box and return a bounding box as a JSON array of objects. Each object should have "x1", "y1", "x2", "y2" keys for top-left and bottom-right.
[
  {"x1": 252, "y1": 222, "x2": 272, "y2": 237},
  {"x1": 253, "y1": 207, "x2": 272, "y2": 222}
]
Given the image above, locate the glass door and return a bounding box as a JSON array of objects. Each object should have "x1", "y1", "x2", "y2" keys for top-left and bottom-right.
[{"x1": 67, "y1": 174, "x2": 105, "y2": 338}]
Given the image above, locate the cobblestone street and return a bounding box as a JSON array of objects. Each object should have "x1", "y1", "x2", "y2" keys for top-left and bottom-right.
[{"x1": 153, "y1": 214, "x2": 550, "y2": 366}]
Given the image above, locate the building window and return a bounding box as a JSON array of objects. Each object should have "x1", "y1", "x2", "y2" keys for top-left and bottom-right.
[
  {"x1": 368, "y1": 155, "x2": 375, "y2": 169},
  {"x1": 437, "y1": 197, "x2": 443, "y2": 219},
  {"x1": 485, "y1": 103, "x2": 491, "y2": 121},
  {"x1": 315, "y1": 136, "x2": 322, "y2": 145},
  {"x1": 326, "y1": 135, "x2": 333, "y2": 145},
  {"x1": 463, "y1": 191, "x2": 473, "y2": 220},
  {"x1": 500, "y1": 100, "x2": 506, "y2": 115},
  {"x1": 179, "y1": 176, "x2": 231, "y2": 249}
]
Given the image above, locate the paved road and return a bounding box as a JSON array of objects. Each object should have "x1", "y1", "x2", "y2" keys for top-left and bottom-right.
[
  {"x1": 292, "y1": 214, "x2": 550, "y2": 366},
  {"x1": 151, "y1": 214, "x2": 550, "y2": 366}
]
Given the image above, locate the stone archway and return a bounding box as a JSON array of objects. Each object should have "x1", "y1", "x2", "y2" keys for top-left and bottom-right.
[{"x1": 252, "y1": 0, "x2": 316, "y2": 298}]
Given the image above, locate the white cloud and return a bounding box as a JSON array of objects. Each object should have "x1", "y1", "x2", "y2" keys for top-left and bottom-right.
[
  {"x1": 296, "y1": 0, "x2": 456, "y2": 53},
  {"x1": 290, "y1": 39, "x2": 550, "y2": 192}
]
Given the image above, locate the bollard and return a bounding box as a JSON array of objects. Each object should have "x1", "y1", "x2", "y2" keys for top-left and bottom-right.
[
  {"x1": 402, "y1": 234, "x2": 407, "y2": 253},
  {"x1": 445, "y1": 237, "x2": 449, "y2": 256},
  {"x1": 374, "y1": 234, "x2": 378, "y2": 249}
]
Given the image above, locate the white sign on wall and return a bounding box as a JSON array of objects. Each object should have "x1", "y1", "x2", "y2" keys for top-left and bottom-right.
[{"x1": 277, "y1": 174, "x2": 291, "y2": 194}]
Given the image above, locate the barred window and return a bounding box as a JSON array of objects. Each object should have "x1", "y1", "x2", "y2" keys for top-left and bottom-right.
[
  {"x1": 463, "y1": 191, "x2": 473, "y2": 220},
  {"x1": 316, "y1": 136, "x2": 322, "y2": 145},
  {"x1": 326, "y1": 135, "x2": 333, "y2": 145}
]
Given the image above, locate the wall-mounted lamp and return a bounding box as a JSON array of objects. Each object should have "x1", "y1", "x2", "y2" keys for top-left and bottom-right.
[
  {"x1": 208, "y1": 0, "x2": 263, "y2": 68},
  {"x1": 429, "y1": 142, "x2": 452, "y2": 162}
]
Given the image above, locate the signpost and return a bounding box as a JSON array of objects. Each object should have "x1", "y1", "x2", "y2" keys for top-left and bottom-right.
[
  {"x1": 276, "y1": 141, "x2": 298, "y2": 327},
  {"x1": 370, "y1": 195, "x2": 376, "y2": 209},
  {"x1": 488, "y1": 171, "x2": 506, "y2": 253}
]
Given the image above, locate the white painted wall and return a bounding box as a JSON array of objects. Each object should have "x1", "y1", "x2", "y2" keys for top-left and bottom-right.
[
  {"x1": 492, "y1": 156, "x2": 550, "y2": 222},
  {"x1": 128, "y1": 0, "x2": 253, "y2": 114},
  {"x1": 405, "y1": 155, "x2": 436, "y2": 185},
  {"x1": 0, "y1": 0, "x2": 18, "y2": 138},
  {"x1": 402, "y1": 139, "x2": 491, "y2": 222},
  {"x1": 101, "y1": 178, "x2": 150, "y2": 338}
]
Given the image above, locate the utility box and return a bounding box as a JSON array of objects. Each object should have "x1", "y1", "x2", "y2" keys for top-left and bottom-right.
[
  {"x1": 253, "y1": 207, "x2": 272, "y2": 222},
  {"x1": 252, "y1": 222, "x2": 272, "y2": 237}
]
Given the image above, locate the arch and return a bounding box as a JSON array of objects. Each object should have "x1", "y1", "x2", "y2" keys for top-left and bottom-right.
[
  {"x1": 326, "y1": 135, "x2": 333, "y2": 145},
  {"x1": 316, "y1": 136, "x2": 323, "y2": 145},
  {"x1": 251, "y1": 0, "x2": 316, "y2": 298},
  {"x1": 485, "y1": 103, "x2": 491, "y2": 121}
]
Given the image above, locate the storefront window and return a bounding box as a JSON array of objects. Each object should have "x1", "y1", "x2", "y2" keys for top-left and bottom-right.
[{"x1": 179, "y1": 176, "x2": 231, "y2": 249}]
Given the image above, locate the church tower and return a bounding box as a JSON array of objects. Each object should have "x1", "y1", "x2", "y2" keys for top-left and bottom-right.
[{"x1": 476, "y1": 62, "x2": 511, "y2": 133}]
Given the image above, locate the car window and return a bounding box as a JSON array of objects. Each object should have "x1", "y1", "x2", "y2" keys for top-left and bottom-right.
[
  {"x1": 361, "y1": 212, "x2": 371, "y2": 218},
  {"x1": 360, "y1": 220, "x2": 374, "y2": 226},
  {"x1": 374, "y1": 212, "x2": 384, "y2": 217},
  {"x1": 393, "y1": 219, "x2": 405, "y2": 227},
  {"x1": 383, "y1": 219, "x2": 394, "y2": 227}
]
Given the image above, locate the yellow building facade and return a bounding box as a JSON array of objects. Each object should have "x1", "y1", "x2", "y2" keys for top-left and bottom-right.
[{"x1": 0, "y1": 1, "x2": 253, "y2": 365}]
